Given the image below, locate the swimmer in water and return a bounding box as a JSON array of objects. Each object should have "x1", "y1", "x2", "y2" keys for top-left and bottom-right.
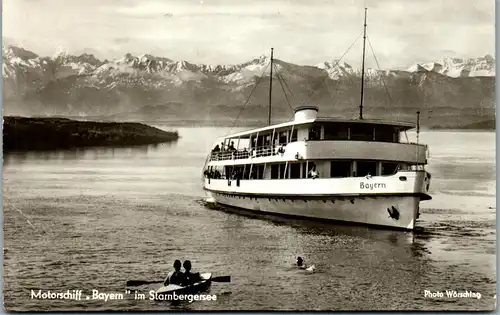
[{"x1": 297, "y1": 256, "x2": 316, "y2": 272}]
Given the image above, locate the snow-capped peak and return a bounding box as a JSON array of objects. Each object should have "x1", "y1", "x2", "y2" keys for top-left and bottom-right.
[
  {"x1": 316, "y1": 60, "x2": 352, "y2": 70},
  {"x1": 255, "y1": 54, "x2": 271, "y2": 65},
  {"x1": 406, "y1": 64, "x2": 431, "y2": 73},
  {"x1": 241, "y1": 55, "x2": 272, "y2": 68},
  {"x1": 316, "y1": 59, "x2": 356, "y2": 79},
  {"x1": 174, "y1": 60, "x2": 189, "y2": 71},
  {"x1": 137, "y1": 53, "x2": 172, "y2": 64},
  {"x1": 52, "y1": 46, "x2": 69, "y2": 60},
  {"x1": 117, "y1": 53, "x2": 137, "y2": 65},
  {"x1": 407, "y1": 55, "x2": 495, "y2": 77},
  {"x1": 3, "y1": 45, "x2": 38, "y2": 60}
]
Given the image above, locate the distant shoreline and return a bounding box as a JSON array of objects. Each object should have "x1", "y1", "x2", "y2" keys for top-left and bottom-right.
[
  {"x1": 427, "y1": 119, "x2": 496, "y2": 131},
  {"x1": 3, "y1": 116, "x2": 179, "y2": 153},
  {"x1": 7, "y1": 116, "x2": 495, "y2": 131},
  {"x1": 121, "y1": 119, "x2": 497, "y2": 131},
  {"x1": 6, "y1": 116, "x2": 496, "y2": 131}
]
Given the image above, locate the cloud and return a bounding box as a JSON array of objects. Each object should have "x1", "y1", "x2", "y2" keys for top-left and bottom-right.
[
  {"x1": 108, "y1": 0, "x2": 286, "y2": 20},
  {"x1": 113, "y1": 37, "x2": 131, "y2": 44}
]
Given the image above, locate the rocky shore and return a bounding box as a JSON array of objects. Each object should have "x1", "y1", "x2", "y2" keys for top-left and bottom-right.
[{"x1": 3, "y1": 117, "x2": 179, "y2": 152}]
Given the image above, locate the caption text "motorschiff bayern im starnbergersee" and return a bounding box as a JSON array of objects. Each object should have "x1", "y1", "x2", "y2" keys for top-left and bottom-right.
[{"x1": 31, "y1": 289, "x2": 217, "y2": 302}]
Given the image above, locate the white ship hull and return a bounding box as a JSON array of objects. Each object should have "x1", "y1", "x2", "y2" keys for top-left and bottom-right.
[
  {"x1": 203, "y1": 171, "x2": 431, "y2": 230},
  {"x1": 206, "y1": 191, "x2": 420, "y2": 230}
]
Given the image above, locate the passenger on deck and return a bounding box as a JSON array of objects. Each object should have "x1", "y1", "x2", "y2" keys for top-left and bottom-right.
[
  {"x1": 308, "y1": 165, "x2": 320, "y2": 179},
  {"x1": 251, "y1": 148, "x2": 256, "y2": 158},
  {"x1": 164, "y1": 260, "x2": 184, "y2": 285},
  {"x1": 212, "y1": 144, "x2": 220, "y2": 152},
  {"x1": 181, "y1": 260, "x2": 201, "y2": 286},
  {"x1": 242, "y1": 147, "x2": 249, "y2": 158},
  {"x1": 228, "y1": 141, "x2": 236, "y2": 151},
  {"x1": 275, "y1": 145, "x2": 285, "y2": 155},
  {"x1": 214, "y1": 170, "x2": 221, "y2": 179},
  {"x1": 250, "y1": 169, "x2": 257, "y2": 179},
  {"x1": 220, "y1": 142, "x2": 225, "y2": 151},
  {"x1": 233, "y1": 169, "x2": 242, "y2": 180}
]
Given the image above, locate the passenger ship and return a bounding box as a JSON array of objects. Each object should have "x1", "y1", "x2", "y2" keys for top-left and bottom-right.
[{"x1": 202, "y1": 9, "x2": 432, "y2": 230}]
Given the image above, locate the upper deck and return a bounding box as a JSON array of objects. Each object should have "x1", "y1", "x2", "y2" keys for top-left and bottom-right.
[
  {"x1": 225, "y1": 114, "x2": 415, "y2": 141},
  {"x1": 222, "y1": 106, "x2": 415, "y2": 142},
  {"x1": 209, "y1": 106, "x2": 425, "y2": 165}
]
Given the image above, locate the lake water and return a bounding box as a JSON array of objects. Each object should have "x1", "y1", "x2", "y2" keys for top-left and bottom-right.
[{"x1": 2, "y1": 127, "x2": 496, "y2": 311}]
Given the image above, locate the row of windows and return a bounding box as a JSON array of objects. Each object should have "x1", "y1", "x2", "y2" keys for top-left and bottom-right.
[
  {"x1": 318, "y1": 123, "x2": 401, "y2": 142},
  {"x1": 238, "y1": 123, "x2": 400, "y2": 150},
  {"x1": 206, "y1": 160, "x2": 403, "y2": 180},
  {"x1": 250, "y1": 130, "x2": 298, "y2": 148}
]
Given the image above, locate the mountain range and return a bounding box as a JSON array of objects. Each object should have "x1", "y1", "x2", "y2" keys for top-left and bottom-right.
[{"x1": 2, "y1": 45, "x2": 495, "y2": 128}]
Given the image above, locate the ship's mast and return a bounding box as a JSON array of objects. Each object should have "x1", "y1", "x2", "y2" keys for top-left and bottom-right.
[
  {"x1": 268, "y1": 48, "x2": 274, "y2": 126},
  {"x1": 359, "y1": 8, "x2": 367, "y2": 120},
  {"x1": 416, "y1": 111, "x2": 420, "y2": 144}
]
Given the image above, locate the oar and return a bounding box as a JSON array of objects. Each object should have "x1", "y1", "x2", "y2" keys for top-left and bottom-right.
[{"x1": 211, "y1": 275, "x2": 230, "y2": 283}]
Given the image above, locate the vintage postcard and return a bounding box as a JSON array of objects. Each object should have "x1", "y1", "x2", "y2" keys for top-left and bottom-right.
[{"x1": 2, "y1": 0, "x2": 496, "y2": 311}]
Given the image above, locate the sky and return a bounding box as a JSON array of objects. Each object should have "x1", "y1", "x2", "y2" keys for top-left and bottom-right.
[{"x1": 2, "y1": 0, "x2": 495, "y2": 69}]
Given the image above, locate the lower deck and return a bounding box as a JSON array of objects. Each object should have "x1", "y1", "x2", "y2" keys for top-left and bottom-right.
[
  {"x1": 205, "y1": 159, "x2": 424, "y2": 182},
  {"x1": 203, "y1": 170, "x2": 432, "y2": 199}
]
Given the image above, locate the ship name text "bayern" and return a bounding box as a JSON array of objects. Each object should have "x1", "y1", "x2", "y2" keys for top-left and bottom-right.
[{"x1": 360, "y1": 182, "x2": 386, "y2": 190}]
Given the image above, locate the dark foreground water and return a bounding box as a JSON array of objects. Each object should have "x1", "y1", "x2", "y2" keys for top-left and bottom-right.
[{"x1": 3, "y1": 128, "x2": 496, "y2": 311}]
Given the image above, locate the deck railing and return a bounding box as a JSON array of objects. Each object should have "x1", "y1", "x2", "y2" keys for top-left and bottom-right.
[{"x1": 209, "y1": 145, "x2": 285, "y2": 161}]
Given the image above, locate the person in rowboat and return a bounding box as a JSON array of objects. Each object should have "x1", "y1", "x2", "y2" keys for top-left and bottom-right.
[
  {"x1": 164, "y1": 260, "x2": 184, "y2": 286},
  {"x1": 181, "y1": 260, "x2": 201, "y2": 286}
]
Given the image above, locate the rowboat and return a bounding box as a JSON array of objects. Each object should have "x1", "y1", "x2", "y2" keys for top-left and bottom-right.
[{"x1": 154, "y1": 273, "x2": 212, "y2": 301}]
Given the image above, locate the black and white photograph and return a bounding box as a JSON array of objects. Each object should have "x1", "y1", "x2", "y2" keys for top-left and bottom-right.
[{"x1": 2, "y1": 0, "x2": 496, "y2": 311}]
